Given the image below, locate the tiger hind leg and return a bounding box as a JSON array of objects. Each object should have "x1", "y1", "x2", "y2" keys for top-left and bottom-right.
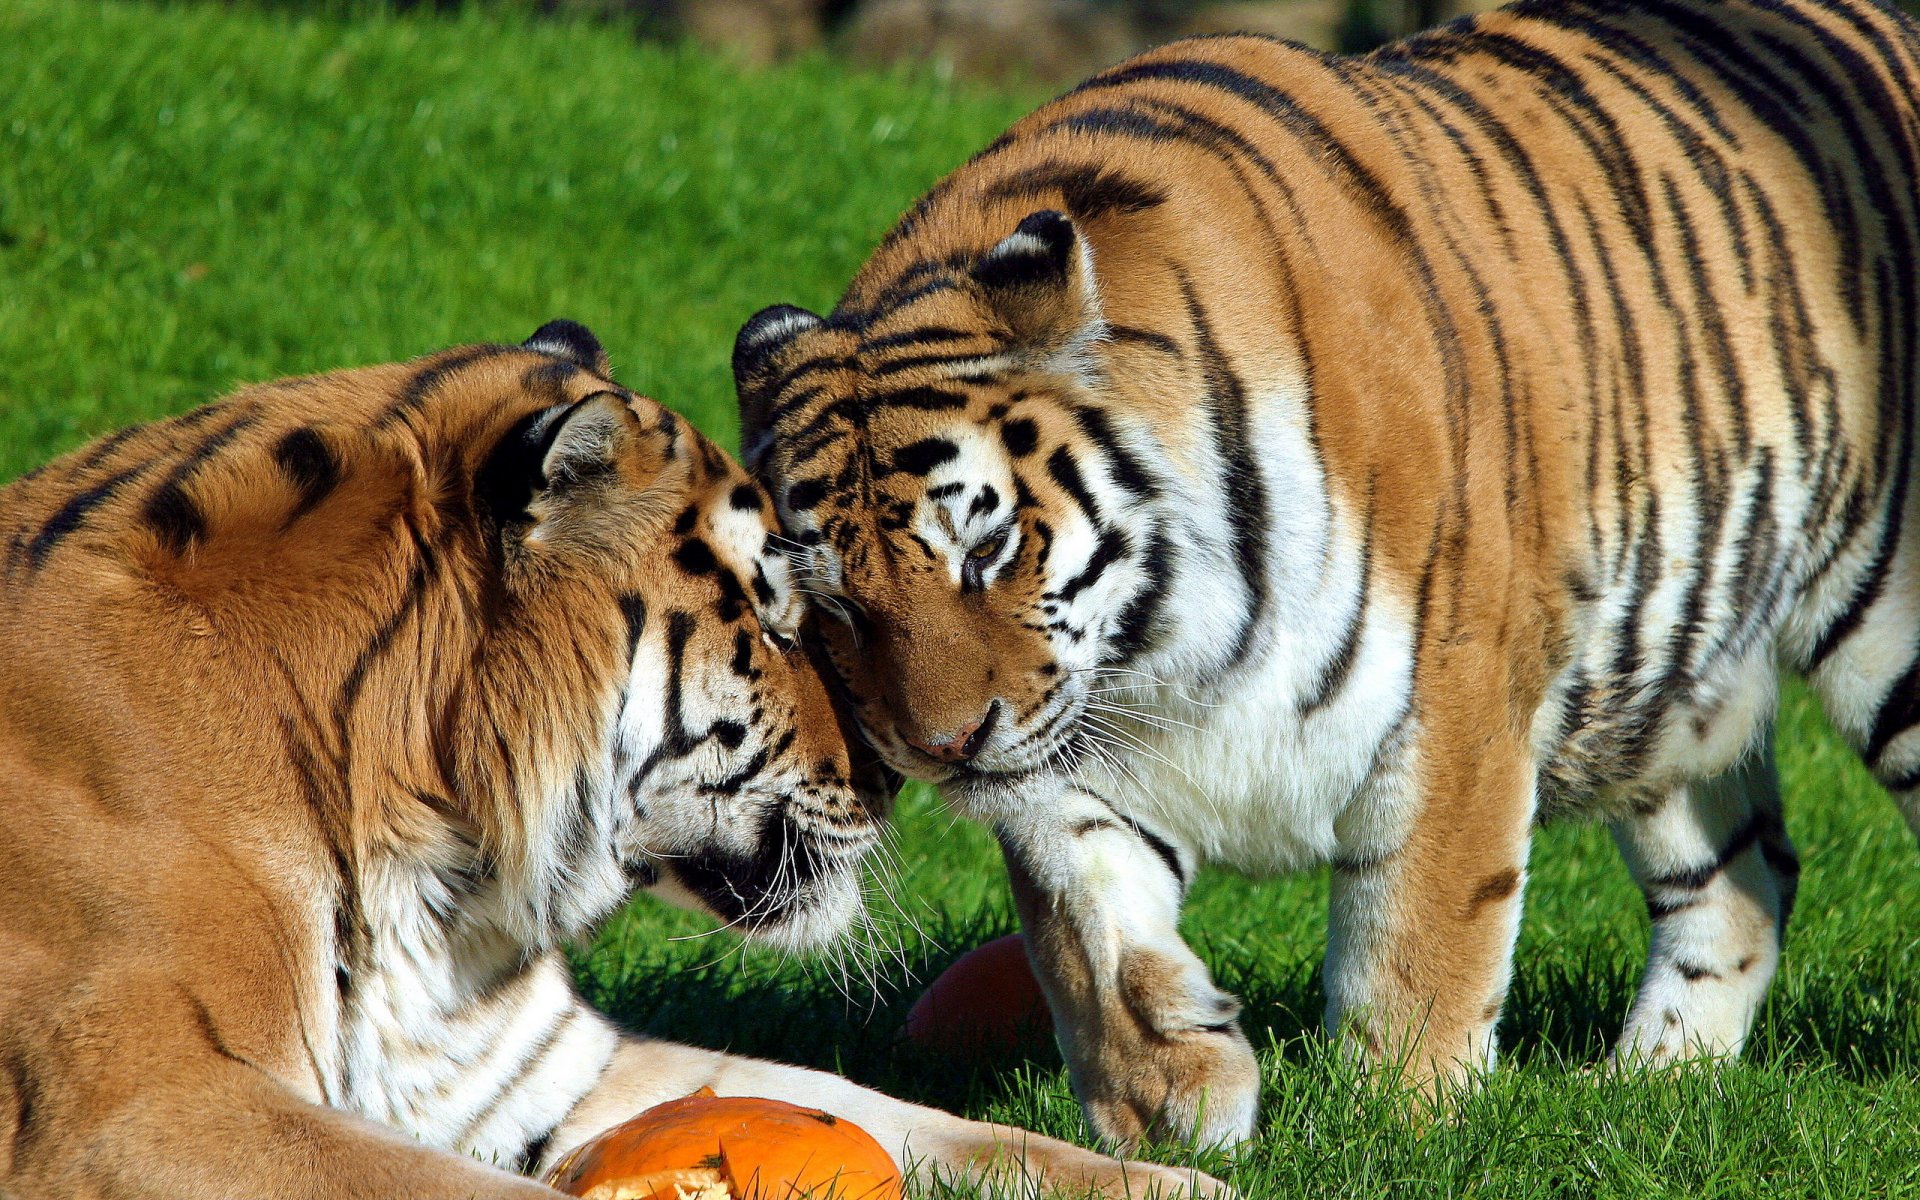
[{"x1": 1609, "y1": 730, "x2": 1797, "y2": 1066}]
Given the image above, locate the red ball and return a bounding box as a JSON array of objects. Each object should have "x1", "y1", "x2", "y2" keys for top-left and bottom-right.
[{"x1": 904, "y1": 934, "x2": 1053, "y2": 1059}]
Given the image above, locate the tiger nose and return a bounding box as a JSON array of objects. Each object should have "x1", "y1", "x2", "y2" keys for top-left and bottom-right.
[{"x1": 903, "y1": 703, "x2": 999, "y2": 764}]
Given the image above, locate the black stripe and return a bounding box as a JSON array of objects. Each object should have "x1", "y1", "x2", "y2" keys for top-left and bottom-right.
[
  {"x1": 861, "y1": 324, "x2": 985, "y2": 353},
  {"x1": 143, "y1": 481, "x2": 205, "y2": 555},
  {"x1": 1077, "y1": 57, "x2": 1413, "y2": 242},
  {"x1": 1000, "y1": 418, "x2": 1039, "y2": 458},
  {"x1": 274, "y1": 427, "x2": 342, "y2": 525},
  {"x1": 514, "y1": 1128, "x2": 558, "y2": 1177},
  {"x1": 1866, "y1": 656, "x2": 1920, "y2": 766},
  {"x1": 1177, "y1": 273, "x2": 1270, "y2": 672},
  {"x1": 1106, "y1": 324, "x2": 1182, "y2": 357},
  {"x1": 456, "y1": 1008, "x2": 576, "y2": 1144},
  {"x1": 866, "y1": 384, "x2": 971, "y2": 409},
  {"x1": 1645, "y1": 894, "x2": 1702, "y2": 922},
  {"x1": 181, "y1": 986, "x2": 255, "y2": 1068},
  {"x1": 378, "y1": 345, "x2": 511, "y2": 428},
  {"x1": 662, "y1": 611, "x2": 698, "y2": 754},
  {"x1": 1646, "y1": 812, "x2": 1762, "y2": 892},
  {"x1": 1068, "y1": 403, "x2": 1158, "y2": 498},
  {"x1": 982, "y1": 161, "x2": 1170, "y2": 221},
  {"x1": 1301, "y1": 500, "x2": 1375, "y2": 716},
  {"x1": 140, "y1": 408, "x2": 260, "y2": 555},
  {"x1": 1085, "y1": 792, "x2": 1186, "y2": 886},
  {"x1": 70, "y1": 423, "x2": 148, "y2": 474},
  {"x1": 334, "y1": 541, "x2": 436, "y2": 746},
  {"x1": 891, "y1": 438, "x2": 960, "y2": 477},
  {"x1": 1053, "y1": 526, "x2": 1130, "y2": 604},
  {"x1": 784, "y1": 478, "x2": 829, "y2": 511},
  {"x1": 618, "y1": 593, "x2": 647, "y2": 657},
  {"x1": 1045, "y1": 445, "x2": 1102, "y2": 528},
  {"x1": 1105, "y1": 525, "x2": 1171, "y2": 663},
  {"x1": 700, "y1": 745, "x2": 772, "y2": 796},
  {"x1": 25, "y1": 460, "x2": 157, "y2": 570}
]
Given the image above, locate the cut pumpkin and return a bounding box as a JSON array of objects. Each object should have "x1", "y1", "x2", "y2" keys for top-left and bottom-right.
[{"x1": 545, "y1": 1088, "x2": 901, "y2": 1200}]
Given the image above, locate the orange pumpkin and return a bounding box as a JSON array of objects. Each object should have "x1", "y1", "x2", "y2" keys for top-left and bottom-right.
[
  {"x1": 543, "y1": 1088, "x2": 902, "y2": 1200},
  {"x1": 904, "y1": 934, "x2": 1052, "y2": 1059}
]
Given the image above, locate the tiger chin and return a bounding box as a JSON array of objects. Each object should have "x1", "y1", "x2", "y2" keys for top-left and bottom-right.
[
  {"x1": 734, "y1": 0, "x2": 1920, "y2": 1154},
  {"x1": 0, "y1": 323, "x2": 1224, "y2": 1199}
]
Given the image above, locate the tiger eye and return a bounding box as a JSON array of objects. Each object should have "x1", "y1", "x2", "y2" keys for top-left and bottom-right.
[{"x1": 969, "y1": 532, "x2": 1007, "y2": 559}]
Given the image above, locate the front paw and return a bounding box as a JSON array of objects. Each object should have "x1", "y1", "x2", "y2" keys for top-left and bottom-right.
[
  {"x1": 1076, "y1": 1023, "x2": 1260, "y2": 1151},
  {"x1": 1011, "y1": 1144, "x2": 1235, "y2": 1200},
  {"x1": 1066, "y1": 951, "x2": 1260, "y2": 1149},
  {"x1": 1114, "y1": 1160, "x2": 1238, "y2": 1199}
]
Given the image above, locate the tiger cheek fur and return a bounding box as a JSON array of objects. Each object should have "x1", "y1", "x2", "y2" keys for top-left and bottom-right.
[{"x1": 738, "y1": 0, "x2": 1920, "y2": 1150}]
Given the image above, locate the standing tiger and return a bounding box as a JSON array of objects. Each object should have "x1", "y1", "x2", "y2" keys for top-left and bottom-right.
[
  {"x1": 0, "y1": 323, "x2": 1220, "y2": 1198},
  {"x1": 733, "y1": 0, "x2": 1920, "y2": 1148}
]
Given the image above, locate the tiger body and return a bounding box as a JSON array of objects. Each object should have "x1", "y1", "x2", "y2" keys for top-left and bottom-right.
[
  {"x1": 735, "y1": 0, "x2": 1920, "y2": 1146},
  {"x1": 0, "y1": 325, "x2": 1216, "y2": 1197}
]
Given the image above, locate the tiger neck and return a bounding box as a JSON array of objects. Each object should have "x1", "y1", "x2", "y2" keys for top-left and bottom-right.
[{"x1": 328, "y1": 839, "x2": 617, "y2": 1160}]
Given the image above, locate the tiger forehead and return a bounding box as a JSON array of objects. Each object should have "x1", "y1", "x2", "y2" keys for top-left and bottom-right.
[{"x1": 665, "y1": 477, "x2": 802, "y2": 631}]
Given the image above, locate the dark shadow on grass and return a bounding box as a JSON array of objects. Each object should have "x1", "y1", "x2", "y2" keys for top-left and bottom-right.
[{"x1": 582, "y1": 910, "x2": 1073, "y2": 1117}]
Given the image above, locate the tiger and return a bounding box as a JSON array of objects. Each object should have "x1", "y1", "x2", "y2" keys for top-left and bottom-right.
[
  {"x1": 0, "y1": 321, "x2": 1222, "y2": 1198},
  {"x1": 730, "y1": 0, "x2": 1920, "y2": 1150}
]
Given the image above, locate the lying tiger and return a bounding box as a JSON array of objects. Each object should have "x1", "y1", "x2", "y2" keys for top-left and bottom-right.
[
  {"x1": 0, "y1": 322, "x2": 1219, "y2": 1198},
  {"x1": 733, "y1": 0, "x2": 1920, "y2": 1149}
]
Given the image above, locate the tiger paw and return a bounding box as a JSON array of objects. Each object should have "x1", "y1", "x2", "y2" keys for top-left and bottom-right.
[{"x1": 1074, "y1": 1020, "x2": 1261, "y2": 1151}]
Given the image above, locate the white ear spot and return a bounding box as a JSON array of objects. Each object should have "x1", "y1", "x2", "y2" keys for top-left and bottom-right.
[
  {"x1": 992, "y1": 231, "x2": 1053, "y2": 259},
  {"x1": 741, "y1": 306, "x2": 824, "y2": 351}
]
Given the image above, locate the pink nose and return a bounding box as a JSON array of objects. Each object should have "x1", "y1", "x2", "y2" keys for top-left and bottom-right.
[{"x1": 903, "y1": 705, "x2": 997, "y2": 765}]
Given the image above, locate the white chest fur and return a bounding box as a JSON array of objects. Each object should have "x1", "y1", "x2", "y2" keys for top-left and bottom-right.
[
  {"x1": 333, "y1": 861, "x2": 615, "y2": 1167},
  {"x1": 1073, "y1": 382, "x2": 1421, "y2": 874}
]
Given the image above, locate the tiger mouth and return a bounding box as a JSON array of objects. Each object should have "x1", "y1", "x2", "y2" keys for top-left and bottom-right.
[{"x1": 660, "y1": 810, "x2": 876, "y2": 944}]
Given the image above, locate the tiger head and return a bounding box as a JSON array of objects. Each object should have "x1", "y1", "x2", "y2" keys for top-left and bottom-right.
[
  {"x1": 437, "y1": 323, "x2": 900, "y2": 953},
  {"x1": 734, "y1": 210, "x2": 1161, "y2": 801},
  {"x1": 1, "y1": 321, "x2": 892, "y2": 955}
]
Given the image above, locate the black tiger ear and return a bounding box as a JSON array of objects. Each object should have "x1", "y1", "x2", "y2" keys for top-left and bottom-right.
[
  {"x1": 972, "y1": 211, "x2": 1104, "y2": 367},
  {"x1": 477, "y1": 392, "x2": 661, "y2": 536},
  {"x1": 733, "y1": 304, "x2": 824, "y2": 472},
  {"x1": 524, "y1": 319, "x2": 611, "y2": 376}
]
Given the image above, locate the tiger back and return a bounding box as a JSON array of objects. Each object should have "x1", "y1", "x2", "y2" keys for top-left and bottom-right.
[{"x1": 733, "y1": 0, "x2": 1920, "y2": 1147}]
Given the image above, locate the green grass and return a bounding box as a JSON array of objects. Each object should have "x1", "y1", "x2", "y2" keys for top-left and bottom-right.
[{"x1": 5, "y1": 3, "x2": 1919, "y2": 1196}]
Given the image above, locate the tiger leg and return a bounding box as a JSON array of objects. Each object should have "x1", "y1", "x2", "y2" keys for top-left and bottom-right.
[
  {"x1": 1609, "y1": 733, "x2": 1795, "y2": 1066},
  {"x1": 543, "y1": 1019, "x2": 1230, "y2": 1197},
  {"x1": 995, "y1": 791, "x2": 1260, "y2": 1150},
  {"x1": 1321, "y1": 723, "x2": 1535, "y2": 1098}
]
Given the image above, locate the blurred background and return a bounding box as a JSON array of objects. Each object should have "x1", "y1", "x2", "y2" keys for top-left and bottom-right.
[
  {"x1": 529, "y1": 0, "x2": 1507, "y2": 80},
  {"x1": 260, "y1": 0, "x2": 1518, "y2": 81}
]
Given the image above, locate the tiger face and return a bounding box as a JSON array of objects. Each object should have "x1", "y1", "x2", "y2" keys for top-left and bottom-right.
[
  {"x1": 732, "y1": 214, "x2": 1146, "y2": 798},
  {"x1": 458, "y1": 325, "x2": 896, "y2": 953}
]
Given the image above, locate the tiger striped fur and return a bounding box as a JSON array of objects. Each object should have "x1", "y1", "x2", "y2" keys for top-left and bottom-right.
[
  {"x1": 0, "y1": 323, "x2": 1222, "y2": 1198},
  {"x1": 734, "y1": 0, "x2": 1920, "y2": 1148}
]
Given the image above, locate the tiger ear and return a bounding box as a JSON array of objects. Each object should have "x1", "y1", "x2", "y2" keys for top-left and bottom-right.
[
  {"x1": 733, "y1": 304, "x2": 825, "y2": 473},
  {"x1": 972, "y1": 210, "x2": 1104, "y2": 370},
  {"x1": 478, "y1": 392, "x2": 677, "y2": 540},
  {"x1": 539, "y1": 392, "x2": 639, "y2": 489},
  {"x1": 523, "y1": 318, "x2": 612, "y2": 376}
]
